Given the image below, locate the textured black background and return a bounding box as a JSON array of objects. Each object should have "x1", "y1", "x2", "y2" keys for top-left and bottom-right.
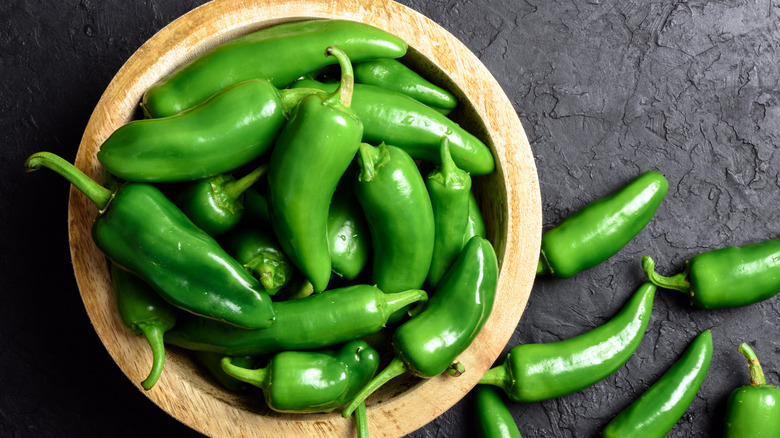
[{"x1": 3, "y1": 1, "x2": 780, "y2": 437}]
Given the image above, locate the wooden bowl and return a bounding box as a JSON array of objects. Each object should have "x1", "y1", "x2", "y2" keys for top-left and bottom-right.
[{"x1": 68, "y1": 0, "x2": 541, "y2": 436}]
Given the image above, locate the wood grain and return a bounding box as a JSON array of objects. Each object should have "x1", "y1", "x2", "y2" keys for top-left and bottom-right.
[{"x1": 66, "y1": 0, "x2": 541, "y2": 436}]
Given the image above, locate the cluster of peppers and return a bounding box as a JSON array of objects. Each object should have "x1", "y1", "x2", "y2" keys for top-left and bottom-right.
[{"x1": 24, "y1": 19, "x2": 501, "y2": 436}]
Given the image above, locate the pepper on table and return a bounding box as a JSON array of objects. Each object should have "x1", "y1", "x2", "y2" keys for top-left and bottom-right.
[
  {"x1": 723, "y1": 342, "x2": 780, "y2": 437},
  {"x1": 473, "y1": 385, "x2": 523, "y2": 438}
]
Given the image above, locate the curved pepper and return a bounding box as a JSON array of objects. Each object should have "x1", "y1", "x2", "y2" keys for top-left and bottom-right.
[
  {"x1": 110, "y1": 264, "x2": 178, "y2": 390},
  {"x1": 342, "y1": 236, "x2": 498, "y2": 417},
  {"x1": 25, "y1": 152, "x2": 275, "y2": 329},
  {"x1": 328, "y1": 179, "x2": 371, "y2": 282},
  {"x1": 142, "y1": 19, "x2": 407, "y2": 118},
  {"x1": 268, "y1": 46, "x2": 363, "y2": 294},
  {"x1": 291, "y1": 79, "x2": 495, "y2": 175},
  {"x1": 220, "y1": 340, "x2": 379, "y2": 413},
  {"x1": 473, "y1": 385, "x2": 523, "y2": 438},
  {"x1": 537, "y1": 170, "x2": 668, "y2": 278},
  {"x1": 464, "y1": 191, "x2": 487, "y2": 245},
  {"x1": 642, "y1": 237, "x2": 780, "y2": 309},
  {"x1": 723, "y1": 343, "x2": 780, "y2": 437},
  {"x1": 353, "y1": 58, "x2": 458, "y2": 114},
  {"x1": 164, "y1": 285, "x2": 428, "y2": 356},
  {"x1": 602, "y1": 330, "x2": 712, "y2": 438},
  {"x1": 479, "y1": 283, "x2": 656, "y2": 402}
]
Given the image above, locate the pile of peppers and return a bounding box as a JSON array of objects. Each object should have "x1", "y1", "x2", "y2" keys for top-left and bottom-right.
[{"x1": 24, "y1": 18, "x2": 780, "y2": 438}]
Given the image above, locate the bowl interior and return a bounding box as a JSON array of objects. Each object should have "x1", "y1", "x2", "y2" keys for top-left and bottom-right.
[{"x1": 67, "y1": 1, "x2": 541, "y2": 437}]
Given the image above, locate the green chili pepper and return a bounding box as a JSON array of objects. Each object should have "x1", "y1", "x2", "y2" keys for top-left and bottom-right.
[
  {"x1": 464, "y1": 191, "x2": 487, "y2": 245},
  {"x1": 354, "y1": 142, "x2": 434, "y2": 297},
  {"x1": 110, "y1": 263, "x2": 178, "y2": 391},
  {"x1": 537, "y1": 170, "x2": 668, "y2": 278},
  {"x1": 174, "y1": 162, "x2": 268, "y2": 237},
  {"x1": 342, "y1": 236, "x2": 498, "y2": 417},
  {"x1": 291, "y1": 79, "x2": 495, "y2": 175},
  {"x1": 642, "y1": 237, "x2": 780, "y2": 309},
  {"x1": 479, "y1": 283, "x2": 656, "y2": 402},
  {"x1": 268, "y1": 46, "x2": 363, "y2": 294},
  {"x1": 142, "y1": 19, "x2": 407, "y2": 118},
  {"x1": 164, "y1": 285, "x2": 428, "y2": 356},
  {"x1": 328, "y1": 179, "x2": 371, "y2": 282},
  {"x1": 192, "y1": 351, "x2": 257, "y2": 394},
  {"x1": 473, "y1": 385, "x2": 522, "y2": 438},
  {"x1": 723, "y1": 343, "x2": 780, "y2": 437},
  {"x1": 220, "y1": 340, "x2": 379, "y2": 413},
  {"x1": 426, "y1": 137, "x2": 472, "y2": 288},
  {"x1": 353, "y1": 58, "x2": 458, "y2": 114},
  {"x1": 25, "y1": 152, "x2": 275, "y2": 329},
  {"x1": 99, "y1": 79, "x2": 315, "y2": 183},
  {"x1": 602, "y1": 330, "x2": 713, "y2": 438}
]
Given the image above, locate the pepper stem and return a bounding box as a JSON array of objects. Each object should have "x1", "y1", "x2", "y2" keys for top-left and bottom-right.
[
  {"x1": 385, "y1": 289, "x2": 428, "y2": 316},
  {"x1": 138, "y1": 323, "x2": 167, "y2": 390},
  {"x1": 325, "y1": 46, "x2": 354, "y2": 107},
  {"x1": 738, "y1": 343, "x2": 767, "y2": 386},
  {"x1": 220, "y1": 356, "x2": 269, "y2": 388},
  {"x1": 24, "y1": 152, "x2": 114, "y2": 211},
  {"x1": 537, "y1": 250, "x2": 553, "y2": 276},
  {"x1": 436, "y1": 137, "x2": 466, "y2": 185},
  {"x1": 641, "y1": 256, "x2": 692, "y2": 295},
  {"x1": 278, "y1": 87, "x2": 327, "y2": 114},
  {"x1": 478, "y1": 359, "x2": 512, "y2": 390},
  {"x1": 342, "y1": 356, "x2": 407, "y2": 418},
  {"x1": 223, "y1": 163, "x2": 269, "y2": 201},
  {"x1": 355, "y1": 402, "x2": 369, "y2": 438},
  {"x1": 357, "y1": 143, "x2": 391, "y2": 182}
]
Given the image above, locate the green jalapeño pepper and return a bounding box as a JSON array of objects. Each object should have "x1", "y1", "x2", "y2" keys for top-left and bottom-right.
[
  {"x1": 99, "y1": 79, "x2": 315, "y2": 183},
  {"x1": 268, "y1": 46, "x2": 363, "y2": 294},
  {"x1": 110, "y1": 264, "x2": 178, "y2": 391},
  {"x1": 464, "y1": 191, "x2": 487, "y2": 245},
  {"x1": 537, "y1": 170, "x2": 668, "y2": 278},
  {"x1": 353, "y1": 59, "x2": 458, "y2": 114},
  {"x1": 473, "y1": 385, "x2": 523, "y2": 438},
  {"x1": 426, "y1": 137, "x2": 472, "y2": 288},
  {"x1": 723, "y1": 343, "x2": 780, "y2": 437},
  {"x1": 220, "y1": 340, "x2": 380, "y2": 413},
  {"x1": 354, "y1": 142, "x2": 435, "y2": 296},
  {"x1": 291, "y1": 79, "x2": 495, "y2": 175},
  {"x1": 479, "y1": 283, "x2": 656, "y2": 402},
  {"x1": 25, "y1": 152, "x2": 275, "y2": 329},
  {"x1": 328, "y1": 179, "x2": 371, "y2": 282},
  {"x1": 642, "y1": 237, "x2": 780, "y2": 309},
  {"x1": 343, "y1": 236, "x2": 498, "y2": 417},
  {"x1": 142, "y1": 19, "x2": 408, "y2": 118},
  {"x1": 174, "y1": 162, "x2": 268, "y2": 237},
  {"x1": 602, "y1": 330, "x2": 713, "y2": 438},
  {"x1": 164, "y1": 285, "x2": 428, "y2": 356}
]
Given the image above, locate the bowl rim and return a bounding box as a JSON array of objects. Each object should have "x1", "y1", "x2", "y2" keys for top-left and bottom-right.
[{"x1": 67, "y1": 0, "x2": 542, "y2": 436}]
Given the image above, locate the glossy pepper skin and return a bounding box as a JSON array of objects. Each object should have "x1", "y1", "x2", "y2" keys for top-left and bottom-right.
[
  {"x1": 25, "y1": 152, "x2": 276, "y2": 329},
  {"x1": 343, "y1": 236, "x2": 498, "y2": 417},
  {"x1": 142, "y1": 19, "x2": 408, "y2": 118},
  {"x1": 354, "y1": 142, "x2": 435, "y2": 295},
  {"x1": 479, "y1": 283, "x2": 656, "y2": 402},
  {"x1": 110, "y1": 264, "x2": 178, "y2": 391},
  {"x1": 328, "y1": 179, "x2": 371, "y2": 282},
  {"x1": 473, "y1": 385, "x2": 523, "y2": 438},
  {"x1": 164, "y1": 285, "x2": 428, "y2": 356},
  {"x1": 464, "y1": 191, "x2": 487, "y2": 245},
  {"x1": 99, "y1": 79, "x2": 294, "y2": 183},
  {"x1": 353, "y1": 58, "x2": 458, "y2": 114},
  {"x1": 643, "y1": 237, "x2": 780, "y2": 309},
  {"x1": 292, "y1": 79, "x2": 495, "y2": 175},
  {"x1": 537, "y1": 170, "x2": 668, "y2": 278},
  {"x1": 426, "y1": 137, "x2": 472, "y2": 288},
  {"x1": 602, "y1": 330, "x2": 713, "y2": 438},
  {"x1": 220, "y1": 340, "x2": 380, "y2": 413},
  {"x1": 723, "y1": 343, "x2": 780, "y2": 437},
  {"x1": 268, "y1": 46, "x2": 363, "y2": 294}
]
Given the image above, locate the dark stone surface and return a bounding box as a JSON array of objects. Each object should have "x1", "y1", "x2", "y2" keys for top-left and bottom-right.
[{"x1": 2, "y1": 1, "x2": 779, "y2": 437}]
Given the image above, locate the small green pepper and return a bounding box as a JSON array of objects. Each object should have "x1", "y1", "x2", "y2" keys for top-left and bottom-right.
[
  {"x1": 602, "y1": 330, "x2": 713, "y2": 438},
  {"x1": 479, "y1": 283, "x2": 656, "y2": 402},
  {"x1": 328, "y1": 178, "x2": 371, "y2": 282},
  {"x1": 110, "y1": 264, "x2": 178, "y2": 390},
  {"x1": 723, "y1": 343, "x2": 780, "y2": 437},
  {"x1": 343, "y1": 236, "x2": 498, "y2": 417},
  {"x1": 537, "y1": 170, "x2": 668, "y2": 278},
  {"x1": 473, "y1": 385, "x2": 522, "y2": 438},
  {"x1": 268, "y1": 46, "x2": 363, "y2": 294},
  {"x1": 353, "y1": 58, "x2": 458, "y2": 114},
  {"x1": 25, "y1": 152, "x2": 276, "y2": 329},
  {"x1": 642, "y1": 237, "x2": 780, "y2": 309},
  {"x1": 220, "y1": 340, "x2": 379, "y2": 413},
  {"x1": 164, "y1": 285, "x2": 428, "y2": 356}
]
